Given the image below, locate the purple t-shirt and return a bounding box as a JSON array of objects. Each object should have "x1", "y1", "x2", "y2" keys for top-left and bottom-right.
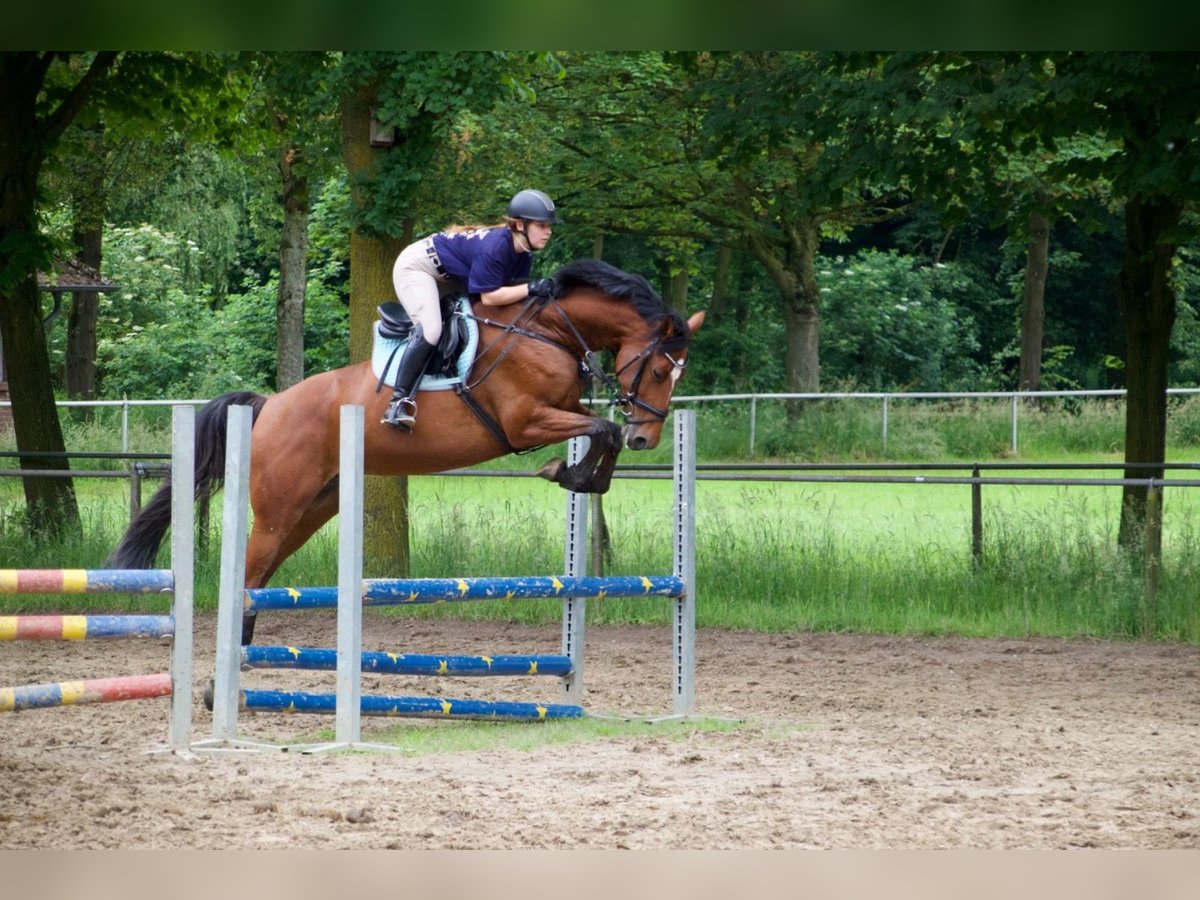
[{"x1": 431, "y1": 227, "x2": 532, "y2": 295}]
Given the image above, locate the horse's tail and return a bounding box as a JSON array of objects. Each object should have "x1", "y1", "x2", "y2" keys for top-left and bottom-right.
[{"x1": 106, "y1": 391, "x2": 268, "y2": 569}]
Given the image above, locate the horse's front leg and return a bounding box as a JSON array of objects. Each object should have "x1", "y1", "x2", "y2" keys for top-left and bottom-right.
[{"x1": 524, "y1": 414, "x2": 623, "y2": 494}]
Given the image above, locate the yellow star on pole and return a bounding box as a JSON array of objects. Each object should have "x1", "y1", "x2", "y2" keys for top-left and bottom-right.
[
  {"x1": 456, "y1": 579, "x2": 469, "y2": 596},
  {"x1": 551, "y1": 576, "x2": 564, "y2": 594},
  {"x1": 440, "y1": 699, "x2": 453, "y2": 715},
  {"x1": 482, "y1": 655, "x2": 494, "y2": 669},
  {"x1": 288, "y1": 586, "x2": 301, "y2": 603},
  {"x1": 527, "y1": 660, "x2": 538, "y2": 675},
  {"x1": 387, "y1": 652, "x2": 401, "y2": 665},
  {"x1": 641, "y1": 576, "x2": 653, "y2": 592},
  {"x1": 536, "y1": 705, "x2": 548, "y2": 720},
  {"x1": 287, "y1": 646, "x2": 300, "y2": 659},
  {"x1": 438, "y1": 659, "x2": 448, "y2": 674}
]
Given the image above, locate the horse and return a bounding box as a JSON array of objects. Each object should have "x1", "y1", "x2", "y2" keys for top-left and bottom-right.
[{"x1": 109, "y1": 258, "x2": 705, "y2": 644}]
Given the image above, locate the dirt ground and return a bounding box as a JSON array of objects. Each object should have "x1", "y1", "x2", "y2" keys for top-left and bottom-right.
[{"x1": 1, "y1": 612, "x2": 1198, "y2": 849}]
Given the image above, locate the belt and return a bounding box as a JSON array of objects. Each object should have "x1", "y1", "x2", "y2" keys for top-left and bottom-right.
[{"x1": 425, "y1": 240, "x2": 449, "y2": 278}]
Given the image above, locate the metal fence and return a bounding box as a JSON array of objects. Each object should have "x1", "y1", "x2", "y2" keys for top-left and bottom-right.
[
  {"x1": 4, "y1": 398, "x2": 1198, "y2": 596},
  {"x1": 6, "y1": 389, "x2": 1199, "y2": 455},
  {"x1": 663, "y1": 388, "x2": 1200, "y2": 455}
]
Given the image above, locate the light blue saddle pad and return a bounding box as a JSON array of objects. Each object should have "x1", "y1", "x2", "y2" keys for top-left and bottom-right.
[{"x1": 371, "y1": 296, "x2": 479, "y2": 391}]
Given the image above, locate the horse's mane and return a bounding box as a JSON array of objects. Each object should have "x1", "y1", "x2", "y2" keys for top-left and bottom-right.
[{"x1": 552, "y1": 259, "x2": 691, "y2": 350}]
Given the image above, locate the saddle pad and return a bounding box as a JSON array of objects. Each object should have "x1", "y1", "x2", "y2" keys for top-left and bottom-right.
[{"x1": 371, "y1": 296, "x2": 479, "y2": 391}]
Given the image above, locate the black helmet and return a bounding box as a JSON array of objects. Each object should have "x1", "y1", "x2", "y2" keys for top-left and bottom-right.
[{"x1": 507, "y1": 189, "x2": 559, "y2": 224}]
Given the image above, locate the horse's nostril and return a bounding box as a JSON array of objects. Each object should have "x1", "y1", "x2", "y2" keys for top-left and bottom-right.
[{"x1": 628, "y1": 434, "x2": 648, "y2": 450}]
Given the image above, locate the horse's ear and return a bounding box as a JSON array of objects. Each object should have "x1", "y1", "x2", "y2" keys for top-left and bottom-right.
[{"x1": 662, "y1": 310, "x2": 706, "y2": 339}]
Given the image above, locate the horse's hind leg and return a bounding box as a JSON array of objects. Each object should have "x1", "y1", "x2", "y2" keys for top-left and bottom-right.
[{"x1": 240, "y1": 477, "x2": 340, "y2": 644}]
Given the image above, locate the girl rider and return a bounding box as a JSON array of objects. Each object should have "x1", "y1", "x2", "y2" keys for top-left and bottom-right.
[{"x1": 382, "y1": 189, "x2": 559, "y2": 431}]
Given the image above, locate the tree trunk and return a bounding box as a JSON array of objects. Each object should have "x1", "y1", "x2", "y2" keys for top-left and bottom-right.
[
  {"x1": 276, "y1": 143, "x2": 309, "y2": 391},
  {"x1": 341, "y1": 78, "x2": 409, "y2": 576},
  {"x1": 0, "y1": 53, "x2": 81, "y2": 537},
  {"x1": 709, "y1": 243, "x2": 733, "y2": 318},
  {"x1": 666, "y1": 268, "x2": 688, "y2": 314},
  {"x1": 65, "y1": 230, "x2": 100, "y2": 402},
  {"x1": 1115, "y1": 195, "x2": 1181, "y2": 560},
  {"x1": 0, "y1": 279, "x2": 82, "y2": 536},
  {"x1": 66, "y1": 120, "x2": 105, "y2": 407},
  {"x1": 1018, "y1": 207, "x2": 1049, "y2": 393},
  {"x1": 751, "y1": 218, "x2": 821, "y2": 417},
  {"x1": 782, "y1": 296, "x2": 820, "y2": 393}
]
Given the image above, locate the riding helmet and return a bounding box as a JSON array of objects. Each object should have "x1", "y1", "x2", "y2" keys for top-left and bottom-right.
[{"x1": 507, "y1": 189, "x2": 559, "y2": 224}]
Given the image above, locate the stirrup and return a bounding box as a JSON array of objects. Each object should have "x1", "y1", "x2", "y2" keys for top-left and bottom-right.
[{"x1": 382, "y1": 397, "x2": 418, "y2": 431}]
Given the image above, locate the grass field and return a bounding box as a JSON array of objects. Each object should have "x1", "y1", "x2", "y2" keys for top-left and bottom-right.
[{"x1": 3, "y1": 398, "x2": 1200, "y2": 642}]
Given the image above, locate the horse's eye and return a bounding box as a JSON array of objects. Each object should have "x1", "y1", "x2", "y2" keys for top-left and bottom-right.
[{"x1": 651, "y1": 367, "x2": 667, "y2": 382}]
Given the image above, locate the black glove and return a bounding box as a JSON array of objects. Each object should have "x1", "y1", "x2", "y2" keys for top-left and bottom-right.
[{"x1": 527, "y1": 277, "x2": 555, "y2": 304}]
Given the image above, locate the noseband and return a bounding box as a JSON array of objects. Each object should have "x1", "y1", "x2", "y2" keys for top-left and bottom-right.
[{"x1": 611, "y1": 340, "x2": 687, "y2": 425}]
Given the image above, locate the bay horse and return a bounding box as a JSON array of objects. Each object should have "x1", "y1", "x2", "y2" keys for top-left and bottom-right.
[{"x1": 109, "y1": 258, "x2": 704, "y2": 643}]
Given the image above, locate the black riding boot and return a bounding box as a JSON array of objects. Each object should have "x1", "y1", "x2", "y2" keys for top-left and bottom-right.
[{"x1": 382, "y1": 334, "x2": 437, "y2": 432}]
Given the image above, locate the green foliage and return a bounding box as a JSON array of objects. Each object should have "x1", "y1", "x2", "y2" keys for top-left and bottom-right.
[
  {"x1": 337, "y1": 51, "x2": 543, "y2": 238},
  {"x1": 1169, "y1": 244, "x2": 1200, "y2": 387},
  {"x1": 819, "y1": 249, "x2": 986, "y2": 390},
  {"x1": 95, "y1": 218, "x2": 348, "y2": 398},
  {"x1": 1169, "y1": 396, "x2": 1200, "y2": 446}
]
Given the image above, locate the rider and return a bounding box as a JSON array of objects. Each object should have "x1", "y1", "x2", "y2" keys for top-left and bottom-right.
[{"x1": 382, "y1": 189, "x2": 560, "y2": 431}]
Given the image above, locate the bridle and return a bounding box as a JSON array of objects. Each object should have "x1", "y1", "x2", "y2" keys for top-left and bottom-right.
[
  {"x1": 463, "y1": 295, "x2": 687, "y2": 425},
  {"x1": 610, "y1": 336, "x2": 688, "y2": 425}
]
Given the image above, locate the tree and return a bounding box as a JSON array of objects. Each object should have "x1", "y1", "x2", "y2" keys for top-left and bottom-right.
[
  {"x1": 61, "y1": 121, "x2": 106, "y2": 404},
  {"x1": 1073, "y1": 52, "x2": 1200, "y2": 552},
  {"x1": 867, "y1": 51, "x2": 1200, "y2": 556},
  {"x1": 335, "y1": 51, "x2": 539, "y2": 574},
  {"x1": 691, "y1": 53, "x2": 918, "y2": 402},
  {"x1": 2, "y1": 51, "x2": 248, "y2": 535},
  {"x1": 0, "y1": 52, "x2": 116, "y2": 535},
  {"x1": 244, "y1": 51, "x2": 340, "y2": 390}
]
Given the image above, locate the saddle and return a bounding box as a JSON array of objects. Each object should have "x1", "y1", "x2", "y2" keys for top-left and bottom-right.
[
  {"x1": 376, "y1": 296, "x2": 470, "y2": 380},
  {"x1": 372, "y1": 296, "x2": 479, "y2": 395}
]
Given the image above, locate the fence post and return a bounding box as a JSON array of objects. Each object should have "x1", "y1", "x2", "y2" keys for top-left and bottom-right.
[
  {"x1": 971, "y1": 464, "x2": 983, "y2": 567},
  {"x1": 673, "y1": 409, "x2": 696, "y2": 716},
  {"x1": 882, "y1": 396, "x2": 890, "y2": 452},
  {"x1": 210, "y1": 404, "x2": 252, "y2": 742},
  {"x1": 1010, "y1": 394, "x2": 1018, "y2": 455},
  {"x1": 335, "y1": 404, "x2": 365, "y2": 745},
  {"x1": 168, "y1": 405, "x2": 195, "y2": 751},
  {"x1": 121, "y1": 397, "x2": 130, "y2": 454},
  {"x1": 749, "y1": 395, "x2": 757, "y2": 456},
  {"x1": 561, "y1": 436, "x2": 588, "y2": 705}
]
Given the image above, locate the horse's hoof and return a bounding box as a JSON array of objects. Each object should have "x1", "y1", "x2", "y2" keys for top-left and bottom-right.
[{"x1": 536, "y1": 458, "x2": 566, "y2": 483}]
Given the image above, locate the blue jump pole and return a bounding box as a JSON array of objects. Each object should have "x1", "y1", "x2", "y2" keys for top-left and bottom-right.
[
  {"x1": 244, "y1": 574, "x2": 684, "y2": 610},
  {"x1": 239, "y1": 688, "x2": 584, "y2": 721},
  {"x1": 241, "y1": 646, "x2": 574, "y2": 678}
]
